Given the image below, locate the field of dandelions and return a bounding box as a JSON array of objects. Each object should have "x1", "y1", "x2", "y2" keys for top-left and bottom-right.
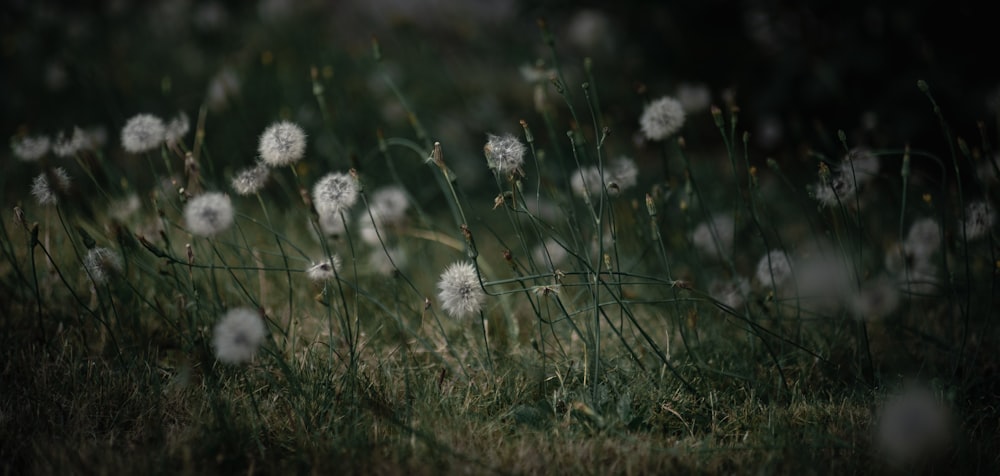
[{"x1": 3, "y1": 2, "x2": 999, "y2": 474}]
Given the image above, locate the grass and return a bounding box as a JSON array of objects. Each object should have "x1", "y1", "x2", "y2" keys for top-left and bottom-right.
[{"x1": 3, "y1": 4, "x2": 1000, "y2": 475}]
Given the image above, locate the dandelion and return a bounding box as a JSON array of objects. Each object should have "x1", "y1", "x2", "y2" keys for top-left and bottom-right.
[
  {"x1": 676, "y1": 83, "x2": 712, "y2": 113},
  {"x1": 317, "y1": 211, "x2": 349, "y2": 238},
  {"x1": 230, "y1": 162, "x2": 270, "y2": 196},
  {"x1": 809, "y1": 173, "x2": 857, "y2": 208},
  {"x1": 258, "y1": 120, "x2": 307, "y2": 166},
  {"x1": 903, "y1": 218, "x2": 941, "y2": 261},
  {"x1": 367, "y1": 245, "x2": 407, "y2": 276},
  {"x1": 31, "y1": 168, "x2": 71, "y2": 206},
  {"x1": 755, "y1": 249, "x2": 793, "y2": 289},
  {"x1": 794, "y1": 251, "x2": 854, "y2": 314},
  {"x1": 109, "y1": 194, "x2": 141, "y2": 221},
  {"x1": 570, "y1": 165, "x2": 603, "y2": 199},
  {"x1": 709, "y1": 277, "x2": 750, "y2": 310},
  {"x1": 639, "y1": 96, "x2": 686, "y2": 141},
  {"x1": 212, "y1": 307, "x2": 267, "y2": 364},
  {"x1": 183, "y1": 192, "x2": 234, "y2": 237},
  {"x1": 876, "y1": 385, "x2": 952, "y2": 468},
  {"x1": 437, "y1": 261, "x2": 486, "y2": 319},
  {"x1": 960, "y1": 200, "x2": 994, "y2": 241},
  {"x1": 369, "y1": 185, "x2": 410, "y2": 224},
  {"x1": 483, "y1": 133, "x2": 526, "y2": 176},
  {"x1": 121, "y1": 113, "x2": 166, "y2": 153},
  {"x1": 306, "y1": 255, "x2": 342, "y2": 282},
  {"x1": 849, "y1": 275, "x2": 900, "y2": 321},
  {"x1": 52, "y1": 128, "x2": 88, "y2": 157},
  {"x1": 839, "y1": 148, "x2": 880, "y2": 186},
  {"x1": 83, "y1": 247, "x2": 123, "y2": 285},
  {"x1": 532, "y1": 238, "x2": 569, "y2": 269},
  {"x1": 312, "y1": 172, "x2": 358, "y2": 217},
  {"x1": 11, "y1": 134, "x2": 50, "y2": 161},
  {"x1": 691, "y1": 214, "x2": 735, "y2": 259},
  {"x1": 164, "y1": 112, "x2": 190, "y2": 146}
]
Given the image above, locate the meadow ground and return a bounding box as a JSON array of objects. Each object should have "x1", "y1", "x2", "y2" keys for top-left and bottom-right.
[{"x1": 2, "y1": 2, "x2": 999, "y2": 474}]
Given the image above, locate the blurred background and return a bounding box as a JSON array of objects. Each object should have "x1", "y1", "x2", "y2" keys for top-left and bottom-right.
[{"x1": 2, "y1": 0, "x2": 995, "y2": 198}]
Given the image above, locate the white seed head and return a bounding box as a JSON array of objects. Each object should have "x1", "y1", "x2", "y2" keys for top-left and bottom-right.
[
  {"x1": 436, "y1": 261, "x2": 485, "y2": 319},
  {"x1": 838, "y1": 147, "x2": 880, "y2": 186},
  {"x1": 876, "y1": 385, "x2": 952, "y2": 467},
  {"x1": 691, "y1": 214, "x2": 735, "y2": 260},
  {"x1": 709, "y1": 277, "x2": 750, "y2": 310},
  {"x1": 483, "y1": 133, "x2": 526, "y2": 175},
  {"x1": 31, "y1": 167, "x2": 71, "y2": 206},
  {"x1": 960, "y1": 201, "x2": 994, "y2": 241},
  {"x1": 849, "y1": 275, "x2": 900, "y2": 321},
  {"x1": 676, "y1": 83, "x2": 712, "y2": 113},
  {"x1": 369, "y1": 185, "x2": 411, "y2": 224},
  {"x1": 12, "y1": 134, "x2": 51, "y2": 161},
  {"x1": 121, "y1": 113, "x2": 166, "y2": 153},
  {"x1": 306, "y1": 256, "x2": 342, "y2": 282},
  {"x1": 212, "y1": 307, "x2": 267, "y2": 364},
  {"x1": 639, "y1": 96, "x2": 686, "y2": 141},
  {"x1": 52, "y1": 128, "x2": 88, "y2": 157},
  {"x1": 570, "y1": 165, "x2": 603, "y2": 199},
  {"x1": 164, "y1": 112, "x2": 190, "y2": 146},
  {"x1": 532, "y1": 238, "x2": 569, "y2": 270},
  {"x1": 83, "y1": 247, "x2": 123, "y2": 284},
  {"x1": 312, "y1": 172, "x2": 358, "y2": 217},
  {"x1": 230, "y1": 162, "x2": 270, "y2": 196},
  {"x1": 183, "y1": 192, "x2": 234, "y2": 237},
  {"x1": 258, "y1": 120, "x2": 307, "y2": 166},
  {"x1": 809, "y1": 173, "x2": 858, "y2": 208},
  {"x1": 755, "y1": 249, "x2": 793, "y2": 289},
  {"x1": 904, "y1": 218, "x2": 941, "y2": 261}
]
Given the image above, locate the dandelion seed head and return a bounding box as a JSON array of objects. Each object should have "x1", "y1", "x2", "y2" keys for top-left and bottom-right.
[
  {"x1": 809, "y1": 173, "x2": 857, "y2": 208},
  {"x1": 31, "y1": 168, "x2": 71, "y2": 206},
  {"x1": 483, "y1": 133, "x2": 526, "y2": 175},
  {"x1": 876, "y1": 385, "x2": 952, "y2": 468},
  {"x1": 691, "y1": 214, "x2": 735, "y2": 259},
  {"x1": 312, "y1": 172, "x2": 358, "y2": 217},
  {"x1": 183, "y1": 192, "x2": 234, "y2": 237},
  {"x1": 109, "y1": 194, "x2": 141, "y2": 221},
  {"x1": 676, "y1": 83, "x2": 712, "y2": 113},
  {"x1": 755, "y1": 249, "x2": 793, "y2": 289},
  {"x1": 306, "y1": 255, "x2": 342, "y2": 282},
  {"x1": 370, "y1": 186, "x2": 410, "y2": 224},
  {"x1": 849, "y1": 275, "x2": 900, "y2": 321},
  {"x1": 84, "y1": 247, "x2": 123, "y2": 284},
  {"x1": 121, "y1": 114, "x2": 166, "y2": 153},
  {"x1": 960, "y1": 201, "x2": 994, "y2": 241},
  {"x1": 570, "y1": 165, "x2": 603, "y2": 199},
  {"x1": 52, "y1": 128, "x2": 88, "y2": 157},
  {"x1": 709, "y1": 277, "x2": 750, "y2": 310},
  {"x1": 437, "y1": 261, "x2": 485, "y2": 319},
  {"x1": 639, "y1": 96, "x2": 686, "y2": 141},
  {"x1": 532, "y1": 238, "x2": 569, "y2": 269},
  {"x1": 164, "y1": 112, "x2": 190, "y2": 146},
  {"x1": 258, "y1": 120, "x2": 307, "y2": 166},
  {"x1": 12, "y1": 135, "x2": 51, "y2": 161},
  {"x1": 904, "y1": 218, "x2": 941, "y2": 260},
  {"x1": 367, "y1": 246, "x2": 407, "y2": 277},
  {"x1": 839, "y1": 147, "x2": 880, "y2": 185},
  {"x1": 231, "y1": 162, "x2": 270, "y2": 196},
  {"x1": 212, "y1": 307, "x2": 267, "y2": 364},
  {"x1": 317, "y1": 211, "x2": 349, "y2": 238}
]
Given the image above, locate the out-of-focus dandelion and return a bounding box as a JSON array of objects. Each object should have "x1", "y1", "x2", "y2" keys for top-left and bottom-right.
[
  {"x1": 532, "y1": 238, "x2": 569, "y2": 269},
  {"x1": 183, "y1": 192, "x2": 234, "y2": 237},
  {"x1": 904, "y1": 218, "x2": 941, "y2": 261},
  {"x1": 676, "y1": 83, "x2": 712, "y2": 113},
  {"x1": 83, "y1": 247, "x2": 123, "y2": 284},
  {"x1": 709, "y1": 277, "x2": 750, "y2": 310},
  {"x1": 437, "y1": 261, "x2": 486, "y2": 319},
  {"x1": 258, "y1": 120, "x2": 306, "y2": 166},
  {"x1": 639, "y1": 96, "x2": 686, "y2": 141},
  {"x1": 849, "y1": 275, "x2": 900, "y2": 321},
  {"x1": 12, "y1": 135, "x2": 51, "y2": 161},
  {"x1": 876, "y1": 385, "x2": 952, "y2": 468},
  {"x1": 691, "y1": 214, "x2": 735, "y2": 260},
  {"x1": 960, "y1": 201, "x2": 994, "y2": 241},
  {"x1": 164, "y1": 112, "x2": 190, "y2": 147},
  {"x1": 230, "y1": 162, "x2": 270, "y2": 196},
  {"x1": 483, "y1": 133, "x2": 526, "y2": 176},
  {"x1": 52, "y1": 128, "x2": 88, "y2": 157},
  {"x1": 755, "y1": 249, "x2": 793, "y2": 289},
  {"x1": 121, "y1": 114, "x2": 166, "y2": 153},
  {"x1": 212, "y1": 307, "x2": 267, "y2": 364},
  {"x1": 31, "y1": 168, "x2": 71, "y2": 206}
]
